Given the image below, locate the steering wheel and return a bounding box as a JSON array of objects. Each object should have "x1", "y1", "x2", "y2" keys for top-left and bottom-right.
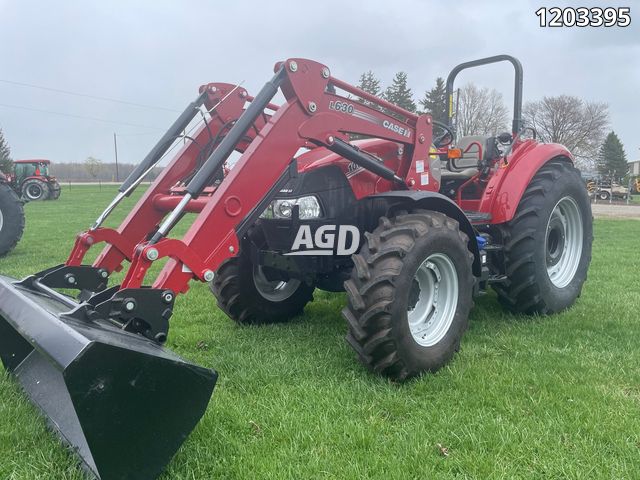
[{"x1": 432, "y1": 121, "x2": 455, "y2": 148}]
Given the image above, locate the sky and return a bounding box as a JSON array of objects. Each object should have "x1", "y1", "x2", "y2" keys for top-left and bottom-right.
[{"x1": 0, "y1": 0, "x2": 638, "y2": 167}]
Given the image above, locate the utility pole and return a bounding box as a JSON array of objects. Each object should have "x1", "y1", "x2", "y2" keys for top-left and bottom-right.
[{"x1": 113, "y1": 133, "x2": 119, "y2": 182}]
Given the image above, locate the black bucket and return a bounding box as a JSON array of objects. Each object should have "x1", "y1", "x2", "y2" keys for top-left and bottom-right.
[{"x1": 0, "y1": 275, "x2": 217, "y2": 479}]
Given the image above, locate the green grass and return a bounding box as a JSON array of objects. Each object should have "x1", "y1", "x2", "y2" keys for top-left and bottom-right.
[{"x1": 1, "y1": 185, "x2": 639, "y2": 479}]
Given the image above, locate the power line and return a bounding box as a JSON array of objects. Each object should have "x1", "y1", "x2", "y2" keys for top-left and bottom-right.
[
  {"x1": 0, "y1": 102, "x2": 164, "y2": 130},
  {"x1": 115, "y1": 130, "x2": 162, "y2": 137},
  {"x1": 0, "y1": 78, "x2": 181, "y2": 113}
]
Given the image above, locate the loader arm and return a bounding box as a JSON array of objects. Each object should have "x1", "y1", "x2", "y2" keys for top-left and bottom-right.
[
  {"x1": 112, "y1": 59, "x2": 434, "y2": 297},
  {"x1": 66, "y1": 82, "x2": 263, "y2": 273}
]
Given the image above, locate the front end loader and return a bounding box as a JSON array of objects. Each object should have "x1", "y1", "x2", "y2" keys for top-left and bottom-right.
[{"x1": 0, "y1": 56, "x2": 592, "y2": 479}]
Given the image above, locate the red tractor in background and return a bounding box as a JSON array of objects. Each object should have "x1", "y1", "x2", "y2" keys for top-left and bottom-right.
[
  {"x1": 7, "y1": 159, "x2": 61, "y2": 201},
  {"x1": 0, "y1": 56, "x2": 592, "y2": 480}
]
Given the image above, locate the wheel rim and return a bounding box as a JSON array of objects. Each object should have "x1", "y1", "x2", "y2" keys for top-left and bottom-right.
[
  {"x1": 546, "y1": 196, "x2": 584, "y2": 288},
  {"x1": 253, "y1": 265, "x2": 301, "y2": 302},
  {"x1": 26, "y1": 184, "x2": 42, "y2": 199},
  {"x1": 0, "y1": 208, "x2": 4, "y2": 231},
  {"x1": 407, "y1": 253, "x2": 459, "y2": 347}
]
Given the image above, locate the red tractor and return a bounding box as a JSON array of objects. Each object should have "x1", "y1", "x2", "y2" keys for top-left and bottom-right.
[
  {"x1": 7, "y1": 159, "x2": 61, "y2": 201},
  {"x1": 0, "y1": 56, "x2": 592, "y2": 479}
]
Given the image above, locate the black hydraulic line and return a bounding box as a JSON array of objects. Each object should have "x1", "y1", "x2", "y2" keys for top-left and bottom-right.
[
  {"x1": 118, "y1": 90, "x2": 208, "y2": 194},
  {"x1": 445, "y1": 54, "x2": 524, "y2": 135},
  {"x1": 326, "y1": 138, "x2": 407, "y2": 187},
  {"x1": 185, "y1": 67, "x2": 286, "y2": 196}
]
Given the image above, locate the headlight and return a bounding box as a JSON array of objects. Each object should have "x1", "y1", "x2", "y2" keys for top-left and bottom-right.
[
  {"x1": 260, "y1": 195, "x2": 322, "y2": 219},
  {"x1": 275, "y1": 199, "x2": 293, "y2": 218},
  {"x1": 295, "y1": 196, "x2": 322, "y2": 219}
]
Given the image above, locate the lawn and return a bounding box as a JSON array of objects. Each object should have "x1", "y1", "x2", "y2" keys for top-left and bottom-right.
[{"x1": 1, "y1": 185, "x2": 639, "y2": 479}]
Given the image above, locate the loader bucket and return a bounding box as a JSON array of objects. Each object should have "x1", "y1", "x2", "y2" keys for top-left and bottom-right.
[{"x1": 0, "y1": 275, "x2": 217, "y2": 480}]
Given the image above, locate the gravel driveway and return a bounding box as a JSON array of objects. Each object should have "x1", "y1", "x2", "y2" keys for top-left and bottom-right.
[{"x1": 591, "y1": 202, "x2": 640, "y2": 219}]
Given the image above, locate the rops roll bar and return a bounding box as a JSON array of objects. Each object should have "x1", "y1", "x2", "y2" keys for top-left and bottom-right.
[{"x1": 445, "y1": 54, "x2": 524, "y2": 135}]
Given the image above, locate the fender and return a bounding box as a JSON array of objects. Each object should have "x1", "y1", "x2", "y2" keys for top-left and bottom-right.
[
  {"x1": 367, "y1": 190, "x2": 481, "y2": 276},
  {"x1": 479, "y1": 141, "x2": 574, "y2": 224},
  {"x1": 23, "y1": 175, "x2": 51, "y2": 182}
]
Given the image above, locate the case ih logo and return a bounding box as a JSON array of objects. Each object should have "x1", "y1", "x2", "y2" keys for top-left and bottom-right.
[
  {"x1": 382, "y1": 120, "x2": 411, "y2": 138},
  {"x1": 285, "y1": 225, "x2": 360, "y2": 256}
]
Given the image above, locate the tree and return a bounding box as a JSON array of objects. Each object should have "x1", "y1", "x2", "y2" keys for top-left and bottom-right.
[
  {"x1": 356, "y1": 70, "x2": 382, "y2": 111},
  {"x1": 383, "y1": 71, "x2": 416, "y2": 112},
  {"x1": 455, "y1": 83, "x2": 509, "y2": 137},
  {"x1": 597, "y1": 131, "x2": 628, "y2": 180},
  {"x1": 419, "y1": 77, "x2": 448, "y2": 124},
  {"x1": 0, "y1": 128, "x2": 13, "y2": 174},
  {"x1": 84, "y1": 156, "x2": 103, "y2": 181},
  {"x1": 523, "y1": 95, "x2": 609, "y2": 169},
  {"x1": 357, "y1": 71, "x2": 382, "y2": 97}
]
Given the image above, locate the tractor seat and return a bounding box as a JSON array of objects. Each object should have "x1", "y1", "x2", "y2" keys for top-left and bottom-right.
[
  {"x1": 440, "y1": 167, "x2": 479, "y2": 180},
  {"x1": 440, "y1": 135, "x2": 488, "y2": 181}
]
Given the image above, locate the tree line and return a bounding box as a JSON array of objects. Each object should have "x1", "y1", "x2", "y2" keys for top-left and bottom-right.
[
  {"x1": 0, "y1": 135, "x2": 161, "y2": 182},
  {"x1": 358, "y1": 70, "x2": 510, "y2": 136},
  {"x1": 49, "y1": 159, "x2": 162, "y2": 182},
  {"x1": 356, "y1": 70, "x2": 625, "y2": 177}
]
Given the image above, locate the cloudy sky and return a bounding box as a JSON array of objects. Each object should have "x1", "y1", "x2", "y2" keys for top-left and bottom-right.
[{"x1": 1, "y1": 0, "x2": 638, "y2": 167}]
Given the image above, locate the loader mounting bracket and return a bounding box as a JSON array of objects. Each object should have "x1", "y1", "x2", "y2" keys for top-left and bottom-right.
[
  {"x1": 37, "y1": 264, "x2": 110, "y2": 292},
  {"x1": 68, "y1": 287, "x2": 175, "y2": 344}
]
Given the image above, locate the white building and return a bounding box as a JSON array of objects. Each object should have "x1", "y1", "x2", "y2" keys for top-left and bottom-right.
[{"x1": 630, "y1": 160, "x2": 640, "y2": 176}]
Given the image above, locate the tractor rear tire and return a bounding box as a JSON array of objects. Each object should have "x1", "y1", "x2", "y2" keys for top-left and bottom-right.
[
  {"x1": 21, "y1": 179, "x2": 50, "y2": 201},
  {"x1": 211, "y1": 249, "x2": 314, "y2": 325},
  {"x1": 343, "y1": 210, "x2": 474, "y2": 381},
  {"x1": 493, "y1": 160, "x2": 592, "y2": 314},
  {"x1": 0, "y1": 183, "x2": 25, "y2": 256}
]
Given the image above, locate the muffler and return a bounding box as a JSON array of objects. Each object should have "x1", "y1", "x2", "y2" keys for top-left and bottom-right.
[{"x1": 0, "y1": 274, "x2": 217, "y2": 480}]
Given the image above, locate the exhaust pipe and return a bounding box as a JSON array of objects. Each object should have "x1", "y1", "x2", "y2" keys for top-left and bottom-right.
[{"x1": 0, "y1": 275, "x2": 217, "y2": 479}]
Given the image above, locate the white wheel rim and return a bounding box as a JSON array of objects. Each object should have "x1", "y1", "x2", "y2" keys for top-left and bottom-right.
[
  {"x1": 253, "y1": 265, "x2": 301, "y2": 302},
  {"x1": 546, "y1": 196, "x2": 584, "y2": 288},
  {"x1": 0, "y1": 208, "x2": 4, "y2": 231},
  {"x1": 407, "y1": 253, "x2": 459, "y2": 347},
  {"x1": 26, "y1": 184, "x2": 42, "y2": 199}
]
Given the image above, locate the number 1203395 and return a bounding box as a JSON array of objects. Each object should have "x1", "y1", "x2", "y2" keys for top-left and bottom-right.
[{"x1": 535, "y1": 7, "x2": 631, "y2": 27}]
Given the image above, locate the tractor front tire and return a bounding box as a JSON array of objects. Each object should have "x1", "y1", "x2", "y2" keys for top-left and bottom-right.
[
  {"x1": 343, "y1": 210, "x2": 474, "y2": 381},
  {"x1": 211, "y1": 250, "x2": 314, "y2": 325},
  {"x1": 21, "y1": 179, "x2": 50, "y2": 201},
  {"x1": 494, "y1": 160, "x2": 592, "y2": 314},
  {"x1": 0, "y1": 183, "x2": 25, "y2": 256}
]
